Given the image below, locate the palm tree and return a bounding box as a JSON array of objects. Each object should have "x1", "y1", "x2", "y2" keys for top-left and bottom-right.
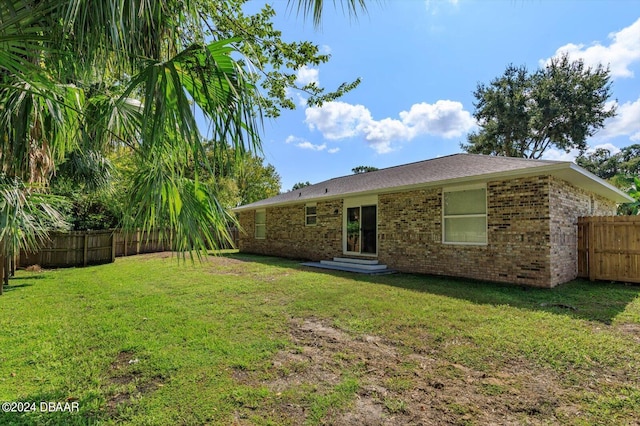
[
  {"x1": 0, "y1": 0, "x2": 369, "y2": 289},
  {"x1": 0, "y1": 0, "x2": 260, "y2": 272},
  {"x1": 0, "y1": 176, "x2": 67, "y2": 291}
]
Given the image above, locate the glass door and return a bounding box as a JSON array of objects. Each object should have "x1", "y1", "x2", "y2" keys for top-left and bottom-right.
[
  {"x1": 346, "y1": 207, "x2": 360, "y2": 252},
  {"x1": 361, "y1": 205, "x2": 377, "y2": 254},
  {"x1": 345, "y1": 205, "x2": 377, "y2": 255}
]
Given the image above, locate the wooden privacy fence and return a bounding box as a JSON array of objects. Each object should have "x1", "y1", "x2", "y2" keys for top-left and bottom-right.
[
  {"x1": 19, "y1": 227, "x2": 239, "y2": 268},
  {"x1": 578, "y1": 216, "x2": 640, "y2": 283},
  {"x1": 113, "y1": 229, "x2": 170, "y2": 258},
  {"x1": 20, "y1": 229, "x2": 164, "y2": 268}
]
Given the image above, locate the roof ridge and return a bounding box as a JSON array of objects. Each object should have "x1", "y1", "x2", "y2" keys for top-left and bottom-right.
[
  {"x1": 302, "y1": 154, "x2": 563, "y2": 190},
  {"x1": 313, "y1": 153, "x2": 465, "y2": 186},
  {"x1": 235, "y1": 153, "x2": 625, "y2": 211},
  {"x1": 461, "y1": 153, "x2": 567, "y2": 163}
]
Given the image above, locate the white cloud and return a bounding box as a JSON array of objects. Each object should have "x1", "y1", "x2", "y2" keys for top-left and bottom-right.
[
  {"x1": 599, "y1": 97, "x2": 640, "y2": 141},
  {"x1": 297, "y1": 141, "x2": 327, "y2": 151},
  {"x1": 284, "y1": 87, "x2": 309, "y2": 107},
  {"x1": 542, "y1": 148, "x2": 581, "y2": 162},
  {"x1": 592, "y1": 143, "x2": 622, "y2": 155},
  {"x1": 304, "y1": 100, "x2": 475, "y2": 154},
  {"x1": 542, "y1": 143, "x2": 622, "y2": 162},
  {"x1": 425, "y1": 0, "x2": 459, "y2": 15},
  {"x1": 287, "y1": 65, "x2": 321, "y2": 107},
  {"x1": 295, "y1": 65, "x2": 319, "y2": 86},
  {"x1": 285, "y1": 135, "x2": 301, "y2": 144},
  {"x1": 400, "y1": 100, "x2": 475, "y2": 139},
  {"x1": 305, "y1": 102, "x2": 373, "y2": 140},
  {"x1": 285, "y1": 135, "x2": 335, "y2": 152},
  {"x1": 541, "y1": 17, "x2": 640, "y2": 79},
  {"x1": 361, "y1": 118, "x2": 412, "y2": 154}
]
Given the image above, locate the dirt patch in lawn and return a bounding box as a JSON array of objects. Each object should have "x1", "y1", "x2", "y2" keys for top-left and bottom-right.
[
  {"x1": 132, "y1": 251, "x2": 175, "y2": 260},
  {"x1": 202, "y1": 255, "x2": 295, "y2": 283},
  {"x1": 105, "y1": 350, "x2": 163, "y2": 416},
  {"x1": 617, "y1": 322, "x2": 640, "y2": 343},
  {"x1": 204, "y1": 255, "x2": 257, "y2": 275},
  {"x1": 233, "y1": 318, "x2": 572, "y2": 425}
]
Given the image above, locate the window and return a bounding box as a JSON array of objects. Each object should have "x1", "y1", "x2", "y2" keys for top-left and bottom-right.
[
  {"x1": 255, "y1": 209, "x2": 266, "y2": 239},
  {"x1": 305, "y1": 204, "x2": 317, "y2": 226},
  {"x1": 443, "y1": 187, "x2": 487, "y2": 244}
]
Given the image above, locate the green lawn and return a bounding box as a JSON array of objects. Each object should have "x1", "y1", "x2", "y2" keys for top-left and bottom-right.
[{"x1": 1, "y1": 252, "x2": 639, "y2": 425}]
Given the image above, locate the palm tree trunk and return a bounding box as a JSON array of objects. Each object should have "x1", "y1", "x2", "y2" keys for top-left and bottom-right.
[
  {"x1": 0, "y1": 256, "x2": 4, "y2": 295},
  {"x1": 3, "y1": 255, "x2": 9, "y2": 287}
]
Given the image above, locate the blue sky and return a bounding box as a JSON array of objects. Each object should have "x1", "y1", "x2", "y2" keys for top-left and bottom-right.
[{"x1": 243, "y1": 1, "x2": 640, "y2": 191}]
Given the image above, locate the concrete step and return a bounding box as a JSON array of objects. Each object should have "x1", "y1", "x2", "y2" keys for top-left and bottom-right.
[
  {"x1": 301, "y1": 261, "x2": 395, "y2": 275},
  {"x1": 320, "y1": 260, "x2": 388, "y2": 271},
  {"x1": 332, "y1": 257, "x2": 380, "y2": 265}
]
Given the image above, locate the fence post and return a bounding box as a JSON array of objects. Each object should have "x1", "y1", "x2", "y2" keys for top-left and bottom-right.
[
  {"x1": 111, "y1": 231, "x2": 116, "y2": 263},
  {"x1": 588, "y1": 219, "x2": 595, "y2": 282},
  {"x1": 136, "y1": 230, "x2": 141, "y2": 255},
  {"x1": 83, "y1": 232, "x2": 88, "y2": 267}
]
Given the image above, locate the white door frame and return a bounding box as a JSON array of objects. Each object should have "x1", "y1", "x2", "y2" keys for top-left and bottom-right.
[{"x1": 343, "y1": 195, "x2": 378, "y2": 256}]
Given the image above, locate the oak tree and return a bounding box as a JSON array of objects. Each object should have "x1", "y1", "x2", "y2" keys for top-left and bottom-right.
[{"x1": 462, "y1": 55, "x2": 616, "y2": 159}]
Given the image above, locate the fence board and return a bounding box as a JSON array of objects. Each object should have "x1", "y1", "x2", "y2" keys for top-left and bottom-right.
[
  {"x1": 19, "y1": 227, "x2": 240, "y2": 269},
  {"x1": 113, "y1": 229, "x2": 169, "y2": 258},
  {"x1": 577, "y1": 221, "x2": 589, "y2": 278},
  {"x1": 578, "y1": 216, "x2": 640, "y2": 283},
  {"x1": 20, "y1": 230, "x2": 113, "y2": 268}
]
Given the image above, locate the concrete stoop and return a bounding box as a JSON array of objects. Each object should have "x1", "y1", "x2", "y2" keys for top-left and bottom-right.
[{"x1": 301, "y1": 257, "x2": 395, "y2": 275}]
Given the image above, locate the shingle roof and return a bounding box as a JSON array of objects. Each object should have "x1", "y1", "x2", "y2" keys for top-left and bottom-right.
[{"x1": 234, "y1": 153, "x2": 631, "y2": 210}]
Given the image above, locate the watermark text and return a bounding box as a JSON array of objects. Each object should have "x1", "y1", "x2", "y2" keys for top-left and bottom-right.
[{"x1": 1, "y1": 401, "x2": 79, "y2": 413}]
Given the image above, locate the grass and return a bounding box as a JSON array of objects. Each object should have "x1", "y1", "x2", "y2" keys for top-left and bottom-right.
[{"x1": 0, "y1": 251, "x2": 639, "y2": 425}]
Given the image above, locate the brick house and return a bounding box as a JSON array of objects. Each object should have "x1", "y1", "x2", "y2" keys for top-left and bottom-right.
[{"x1": 233, "y1": 154, "x2": 632, "y2": 287}]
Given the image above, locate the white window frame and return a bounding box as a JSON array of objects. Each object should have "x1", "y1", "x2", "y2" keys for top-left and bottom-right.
[
  {"x1": 255, "y1": 209, "x2": 266, "y2": 239},
  {"x1": 442, "y1": 184, "x2": 487, "y2": 245},
  {"x1": 305, "y1": 203, "x2": 317, "y2": 226}
]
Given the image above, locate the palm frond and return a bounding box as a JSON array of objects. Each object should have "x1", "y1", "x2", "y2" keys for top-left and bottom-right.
[
  {"x1": 0, "y1": 175, "x2": 68, "y2": 258},
  {"x1": 60, "y1": 0, "x2": 201, "y2": 75},
  {"x1": 0, "y1": 0, "x2": 57, "y2": 76},
  {"x1": 0, "y1": 77, "x2": 83, "y2": 182},
  {"x1": 0, "y1": 1, "x2": 266, "y2": 258},
  {"x1": 289, "y1": 0, "x2": 369, "y2": 27},
  {"x1": 125, "y1": 151, "x2": 237, "y2": 257},
  {"x1": 82, "y1": 91, "x2": 143, "y2": 152},
  {"x1": 55, "y1": 150, "x2": 114, "y2": 192}
]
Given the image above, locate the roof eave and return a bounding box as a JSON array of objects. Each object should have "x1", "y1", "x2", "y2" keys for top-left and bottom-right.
[
  {"x1": 232, "y1": 161, "x2": 633, "y2": 212},
  {"x1": 561, "y1": 163, "x2": 634, "y2": 204}
]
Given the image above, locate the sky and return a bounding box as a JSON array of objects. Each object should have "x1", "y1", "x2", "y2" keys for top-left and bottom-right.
[{"x1": 240, "y1": 0, "x2": 640, "y2": 192}]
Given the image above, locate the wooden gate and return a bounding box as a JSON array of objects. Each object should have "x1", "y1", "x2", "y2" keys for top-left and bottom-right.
[{"x1": 578, "y1": 216, "x2": 640, "y2": 283}]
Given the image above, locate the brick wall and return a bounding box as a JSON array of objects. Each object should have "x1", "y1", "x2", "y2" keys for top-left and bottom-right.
[
  {"x1": 548, "y1": 177, "x2": 616, "y2": 285},
  {"x1": 377, "y1": 176, "x2": 553, "y2": 287},
  {"x1": 237, "y1": 199, "x2": 343, "y2": 260},
  {"x1": 237, "y1": 175, "x2": 617, "y2": 288}
]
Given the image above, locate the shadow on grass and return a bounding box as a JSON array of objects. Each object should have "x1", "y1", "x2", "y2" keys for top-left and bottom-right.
[
  {"x1": 227, "y1": 253, "x2": 640, "y2": 325},
  {"x1": 364, "y1": 273, "x2": 640, "y2": 325},
  {"x1": 10, "y1": 274, "x2": 46, "y2": 280},
  {"x1": 1, "y1": 274, "x2": 46, "y2": 293},
  {"x1": 2, "y1": 283, "x2": 34, "y2": 293}
]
